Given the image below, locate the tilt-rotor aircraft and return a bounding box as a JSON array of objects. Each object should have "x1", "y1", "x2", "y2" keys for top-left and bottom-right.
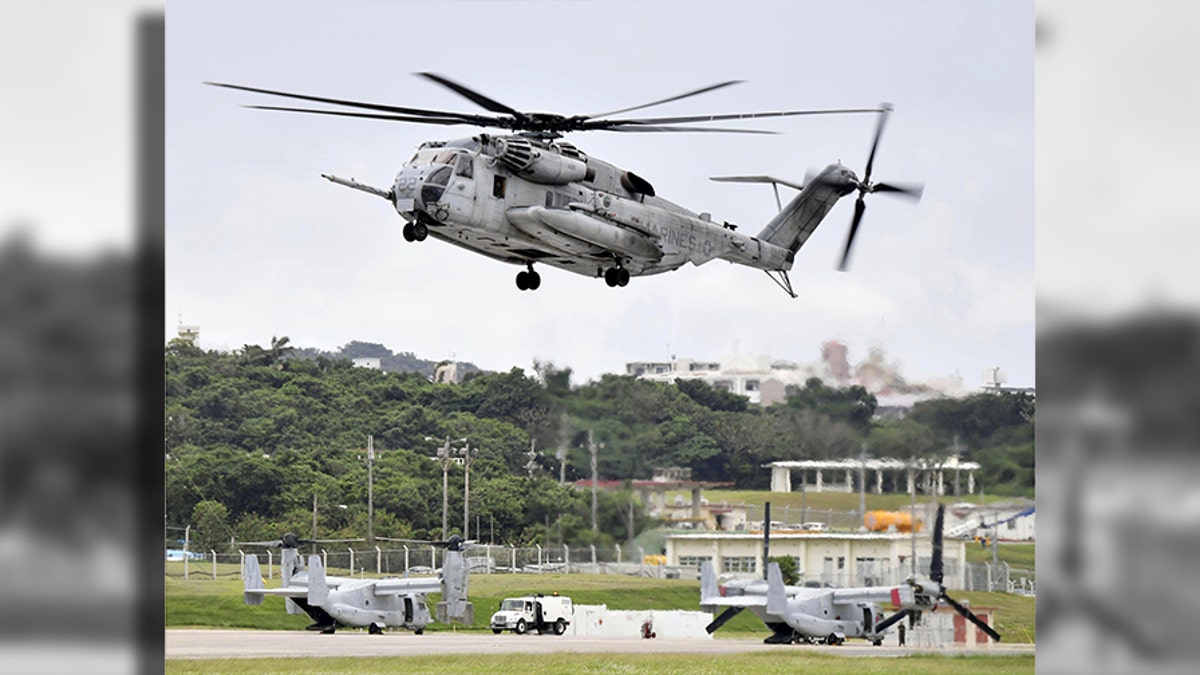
[
  {"x1": 700, "y1": 505, "x2": 1001, "y2": 646},
  {"x1": 207, "y1": 73, "x2": 922, "y2": 296},
  {"x1": 241, "y1": 533, "x2": 473, "y2": 635}
]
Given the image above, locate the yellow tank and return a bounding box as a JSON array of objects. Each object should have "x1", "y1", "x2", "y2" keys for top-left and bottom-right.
[{"x1": 863, "y1": 510, "x2": 922, "y2": 533}]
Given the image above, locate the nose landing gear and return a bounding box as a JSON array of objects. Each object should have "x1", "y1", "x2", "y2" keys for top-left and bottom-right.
[
  {"x1": 603, "y1": 266, "x2": 630, "y2": 287},
  {"x1": 516, "y1": 263, "x2": 541, "y2": 291},
  {"x1": 402, "y1": 221, "x2": 428, "y2": 242}
]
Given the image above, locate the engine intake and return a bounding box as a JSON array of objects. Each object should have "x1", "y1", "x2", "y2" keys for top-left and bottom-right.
[{"x1": 493, "y1": 136, "x2": 589, "y2": 185}]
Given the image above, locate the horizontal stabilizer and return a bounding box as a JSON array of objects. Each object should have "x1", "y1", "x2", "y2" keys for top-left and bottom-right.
[{"x1": 710, "y1": 175, "x2": 805, "y2": 191}]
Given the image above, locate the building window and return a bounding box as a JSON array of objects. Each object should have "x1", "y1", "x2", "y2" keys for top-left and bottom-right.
[
  {"x1": 679, "y1": 556, "x2": 712, "y2": 569},
  {"x1": 722, "y1": 556, "x2": 757, "y2": 573},
  {"x1": 837, "y1": 556, "x2": 845, "y2": 570},
  {"x1": 492, "y1": 175, "x2": 506, "y2": 198},
  {"x1": 745, "y1": 380, "x2": 759, "y2": 392}
]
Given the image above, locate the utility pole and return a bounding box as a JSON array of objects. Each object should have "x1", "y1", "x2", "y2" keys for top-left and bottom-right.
[
  {"x1": 858, "y1": 444, "x2": 867, "y2": 530},
  {"x1": 909, "y1": 460, "x2": 917, "y2": 576},
  {"x1": 366, "y1": 435, "x2": 375, "y2": 544},
  {"x1": 427, "y1": 436, "x2": 466, "y2": 540},
  {"x1": 312, "y1": 491, "x2": 318, "y2": 545},
  {"x1": 460, "y1": 443, "x2": 477, "y2": 540},
  {"x1": 588, "y1": 431, "x2": 602, "y2": 533}
]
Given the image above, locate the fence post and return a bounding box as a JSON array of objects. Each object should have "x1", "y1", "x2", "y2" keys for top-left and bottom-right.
[
  {"x1": 322, "y1": 549, "x2": 328, "y2": 571},
  {"x1": 403, "y1": 545, "x2": 409, "y2": 574},
  {"x1": 431, "y1": 546, "x2": 437, "y2": 571},
  {"x1": 267, "y1": 549, "x2": 273, "y2": 580},
  {"x1": 563, "y1": 544, "x2": 570, "y2": 575},
  {"x1": 984, "y1": 562, "x2": 992, "y2": 591},
  {"x1": 590, "y1": 544, "x2": 596, "y2": 567},
  {"x1": 486, "y1": 544, "x2": 492, "y2": 574},
  {"x1": 511, "y1": 545, "x2": 516, "y2": 574},
  {"x1": 211, "y1": 550, "x2": 217, "y2": 579},
  {"x1": 376, "y1": 546, "x2": 381, "y2": 576},
  {"x1": 349, "y1": 548, "x2": 355, "y2": 575},
  {"x1": 536, "y1": 544, "x2": 543, "y2": 573},
  {"x1": 616, "y1": 543, "x2": 622, "y2": 564},
  {"x1": 239, "y1": 550, "x2": 245, "y2": 580},
  {"x1": 638, "y1": 546, "x2": 645, "y2": 575}
]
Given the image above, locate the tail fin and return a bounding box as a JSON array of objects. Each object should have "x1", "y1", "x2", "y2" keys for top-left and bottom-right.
[
  {"x1": 766, "y1": 562, "x2": 787, "y2": 616},
  {"x1": 243, "y1": 554, "x2": 265, "y2": 605},
  {"x1": 307, "y1": 554, "x2": 329, "y2": 607},
  {"x1": 281, "y1": 548, "x2": 302, "y2": 614},
  {"x1": 435, "y1": 548, "x2": 473, "y2": 625},
  {"x1": 756, "y1": 175, "x2": 843, "y2": 254},
  {"x1": 700, "y1": 561, "x2": 720, "y2": 606}
]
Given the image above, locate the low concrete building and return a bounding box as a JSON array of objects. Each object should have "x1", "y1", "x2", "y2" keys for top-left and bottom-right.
[{"x1": 665, "y1": 531, "x2": 967, "y2": 590}]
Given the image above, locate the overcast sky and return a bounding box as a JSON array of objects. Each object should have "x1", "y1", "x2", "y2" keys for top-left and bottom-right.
[{"x1": 164, "y1": 0, "x2": 1034, "y2": 388}]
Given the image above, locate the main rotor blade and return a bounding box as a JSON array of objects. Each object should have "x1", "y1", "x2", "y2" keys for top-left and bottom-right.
[
  {"x1": 873, "y1": 609, "x2": 911, "y2": 633},
  {"x1": 838, "y1": 196, "x2": 867, "y2": 271},
  {"x1": 600, "y1": 124, "x2": 777, "y2": 135},
  {"x1": 872, "y1": 181, "x2": 924, "y2": 200},
  {"x1": 586, "y1": 107, "x2": 884, "y2": 129},
  {"x1": 705, "y1": 606, "x2": 745, "y2": 634},
  {"x1": 416, "y1": 72, "x2": 524, "y2": 117},
  {"x1": 246, "y1": 105, "x2": 495, "y2": 127},
  {"x1": 941, "y1": 593, "x2": 1002, "y2": 642},
  {"x1": 930, "y1": 504, "x2": 945, "y2": 585},
  {"x1": 863, "y1": 103, "x2": 893, "y2": 184},
  {"x1": 586, "y1": 80, "x2": 744, "y2": 119},
  {"x1": 206, "y1": 81, "x2": 493, "y2": 124}
]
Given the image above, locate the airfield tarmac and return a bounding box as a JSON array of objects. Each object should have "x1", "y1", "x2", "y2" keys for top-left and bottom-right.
[{"x1": 165, "y1": 629, "x2": 1035, "y2": 659}]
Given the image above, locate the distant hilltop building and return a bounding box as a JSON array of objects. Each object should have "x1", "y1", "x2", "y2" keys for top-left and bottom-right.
[
  {"x1": 626, "y1": 341, "x2": 969, "y2": 409},
  {"x1": 176, "y1": 323, "x2": 200, "y2": 346},
  {"x1": 352, "y1": 357, "x2": 382, "y2": 370}
]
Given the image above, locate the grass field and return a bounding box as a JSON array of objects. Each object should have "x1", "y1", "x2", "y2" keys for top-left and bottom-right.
[
  {"x1": 165, "y1": 652, "x2": 1036, "y2": 674},
  {"x1": 166, "y1": 571, "x2": 1035, "y2": 642},
  {"x1": 965, "y1": 542, "x2": 1036, "y2": 570}
]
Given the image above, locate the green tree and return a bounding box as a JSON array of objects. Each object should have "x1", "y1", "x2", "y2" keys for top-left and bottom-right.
[
  {"x1": 768, "y1": 555, "x2": 800, "y2": 585},
  {"x1": 192, "y1": 499, "x2": 231, "y2": 553}
]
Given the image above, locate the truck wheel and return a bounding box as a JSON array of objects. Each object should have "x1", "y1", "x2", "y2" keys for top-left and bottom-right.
[
  {"x1": 553, "y1": 618, "x2": 567, "y2": 636},
  {"x1": 492, "y1": 628, "x2": 502, "y2": 635},
  {"x1": 515, "y1": 619, "x2": 527, "y2": 635}
]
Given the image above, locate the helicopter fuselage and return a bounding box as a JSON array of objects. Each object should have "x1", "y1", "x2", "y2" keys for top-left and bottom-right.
[{"x1": 327, "y1": 133, "x2": 853, "y2": 291}]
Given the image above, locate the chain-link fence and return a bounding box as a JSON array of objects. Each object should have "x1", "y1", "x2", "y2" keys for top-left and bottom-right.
[{"x1": 964, "y1": 561, "x2": 1036, "y2": 595}]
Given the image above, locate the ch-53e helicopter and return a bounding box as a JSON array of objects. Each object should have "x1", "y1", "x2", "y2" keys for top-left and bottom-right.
[
  {"x1": 207, "y1": 74, "x2": 922, "y2": 296},
  {"x1": 241, "y1": 533, "x2": 474, "y2": 635},
  {"x1": 700, "y1": 504, "x2": 1001, "y2": 646}
]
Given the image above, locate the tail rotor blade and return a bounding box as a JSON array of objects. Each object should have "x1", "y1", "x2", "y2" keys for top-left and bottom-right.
[
  {"x1": 941, "y1": 593, "x2": 1002, "y2": 642},
  {"x1": 706, "y1": 606, "x2": 744, "y2": 634},
  {"x1": 872, "y1": 181, "x2": 924, "y2": 200},
  {"x1": 838, "y1": 196, "x2": 867, "y2": 271},
  {"x1": 931, "y1": 504, "x2": 945, "y2": 584},
  {"x1": 863, "y1": 103, "x2": 892, "y2": 184}
]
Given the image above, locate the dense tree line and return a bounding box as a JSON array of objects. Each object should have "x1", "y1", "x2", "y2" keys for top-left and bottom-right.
[{"x1": 165, "y1": 339, "x2": 1033, "y2": 550}]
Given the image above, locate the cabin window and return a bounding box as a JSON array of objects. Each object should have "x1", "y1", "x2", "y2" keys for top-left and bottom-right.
[
  {"x1": 492, "y1": 176, "x2": 506, "y2": 199},
  {"x1": 434, "y1": 150, "x2": 458, "y2": 165},
  {"x1": 454, "y1": 154, "x2": 473, "y2": 178},
  {"x1": 545, "y1": 191, "x2": 554, "y2": 207}
]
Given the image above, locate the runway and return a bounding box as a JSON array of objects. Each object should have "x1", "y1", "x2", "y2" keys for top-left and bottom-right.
[{"x1": 166, "y1": 629, "x2": 1035, "y2": 659}]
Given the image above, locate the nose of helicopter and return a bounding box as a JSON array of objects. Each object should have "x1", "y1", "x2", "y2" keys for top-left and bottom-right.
[{"x1": 391, "y1": 163, "x2": 453, "y2": 213}]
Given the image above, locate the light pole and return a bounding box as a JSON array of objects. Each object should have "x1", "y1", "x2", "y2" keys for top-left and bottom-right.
[
  {"x1": 427, "y1": 436, "x2": 466, "y2": 540},
  {"x1": 459, "y1": 444, "x2": 478, "y2": 540}
]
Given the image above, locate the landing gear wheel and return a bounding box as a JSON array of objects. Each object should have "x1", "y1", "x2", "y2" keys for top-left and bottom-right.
[
  {"x1": 414, "y1": 628, "x2": 424, "y2": 635},
  {"x1": 617, "y1": 268, "x2": 630, "y2": 286},
  {"x1": 872, "y1": 638, "x2": 883, "y2": 646},
  {"x1": 516, "y1": 270, "x2": 529, "y2": 290},
  {"x1": 527, "y1": 270, "x2": 541, "y2": 290},
  {"x1": 402, "y1": 223, "x2": 415, "y2": 242},
  {"x1": 369, "y1": 624, "x2": 382, "y2": 635},
  {"x1": 321, "y1": 625, "x2": 336, "y2": 634},
  {"x1": 514, "y1": 619, "x2": 527, "y2": 635},
  {"x1": 553, "y1": 618, "x2": 567, "y2": 635},
  {"x1": 412, "y1": 221, "x2": 428, "y2": 241},
  {"x1": 604, "y1": 267, "x2": 621, "y2": 287},
  {"x1": 826, "y1": 633, "x2": 842, "y2": 646}
]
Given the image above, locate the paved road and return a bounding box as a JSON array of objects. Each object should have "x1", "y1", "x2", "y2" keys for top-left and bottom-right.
[{"x1": 166, "y1": 629, "x2": 1035, "y2": 659}]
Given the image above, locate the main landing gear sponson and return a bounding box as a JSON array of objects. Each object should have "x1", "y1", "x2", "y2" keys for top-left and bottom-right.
[
  {"x1": 516, "y1": 263, "x2": 541, "y2": 291},
  {"x1": 603, "y1": 266, "x2": 630, "y2": 287}
]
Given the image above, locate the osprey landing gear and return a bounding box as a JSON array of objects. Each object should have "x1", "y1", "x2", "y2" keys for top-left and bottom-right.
[
  {"x1": 402, "y1": 221, "x2": 428, "y2": 242},
  {"x1": 515, "y1": 263, "x2": 541, "y2": 291}
]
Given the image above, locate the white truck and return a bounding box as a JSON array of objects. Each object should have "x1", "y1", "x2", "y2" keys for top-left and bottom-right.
[{"x1": 489, "y1": 593, "x2": 573, "y2": 635}]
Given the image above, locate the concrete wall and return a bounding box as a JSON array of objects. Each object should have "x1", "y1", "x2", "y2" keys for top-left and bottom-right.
[{"x1": 569, "y1": 604, "x2": 712, "y2": 639}]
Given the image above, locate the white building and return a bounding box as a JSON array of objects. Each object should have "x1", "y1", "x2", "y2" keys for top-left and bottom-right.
[
  {"x1": 665, "y1": 530, "x2": 967, "y2": 590},
  {"x1": 766, "y1": 457, "x2": 982, "y2": 496},
  {"x1": 352, "y1": 357, "x2": 382, "y2": 370}
]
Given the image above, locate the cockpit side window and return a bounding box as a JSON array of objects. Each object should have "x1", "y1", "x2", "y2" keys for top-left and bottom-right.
[
  {"x1": 454, "y1": 154, "x2": 473, "y2": 178},
  {"x1": 492, "y1": 176, "x2": 506, "y2": 199}
]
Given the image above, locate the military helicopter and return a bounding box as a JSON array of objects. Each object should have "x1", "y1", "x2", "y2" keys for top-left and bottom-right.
[
  {"x1": 700, "y1": 505, "x2": 1001, "y2": 646},
  {"x1": 206, "y1": 74, "x2": 922, "y2": 296},
  {"x1": 241, "y1": 533, "x2": 474, "y2": 635}
]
